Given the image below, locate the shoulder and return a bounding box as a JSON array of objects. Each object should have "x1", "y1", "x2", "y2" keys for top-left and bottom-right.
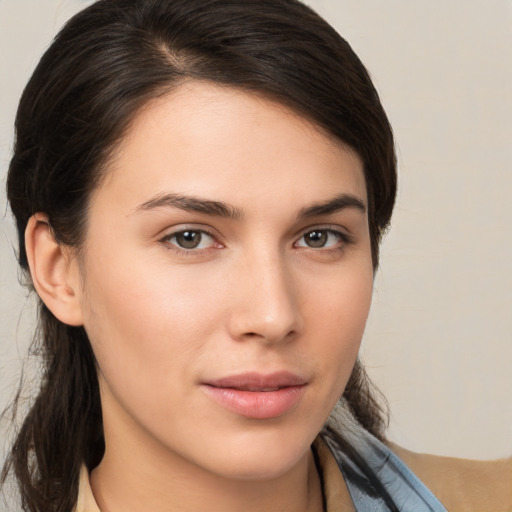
[{"x1": 387, "y1": 441, "x2": 512, "y2": 512}]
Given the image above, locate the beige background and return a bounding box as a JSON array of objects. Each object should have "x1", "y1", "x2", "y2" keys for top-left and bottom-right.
[{"x1": 1, "y1": 0, "x2": 511, "y2": 464}]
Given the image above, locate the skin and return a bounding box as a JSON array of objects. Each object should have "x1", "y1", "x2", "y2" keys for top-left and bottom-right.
[{"x1": 30, "y1": 81, "x2": 374, "y2": 512}]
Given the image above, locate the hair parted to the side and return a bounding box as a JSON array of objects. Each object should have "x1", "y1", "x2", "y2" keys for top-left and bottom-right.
[{"x1": 2, "y1": 0, "x2": 397, "y2": 510}]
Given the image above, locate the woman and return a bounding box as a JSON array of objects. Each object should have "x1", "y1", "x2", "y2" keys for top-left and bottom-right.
[{"x1": 1, "y1": 1, "x2": 510, "y2": 511}]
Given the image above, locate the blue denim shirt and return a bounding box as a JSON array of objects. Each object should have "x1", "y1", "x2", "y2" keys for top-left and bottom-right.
[{"x1": 322, "y1": 425, "x2": 447, "y2": 512}]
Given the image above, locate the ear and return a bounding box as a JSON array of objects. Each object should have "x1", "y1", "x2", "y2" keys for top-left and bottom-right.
[{"x1": 25, "y1": 213, "x2": 84, "y2": 326}]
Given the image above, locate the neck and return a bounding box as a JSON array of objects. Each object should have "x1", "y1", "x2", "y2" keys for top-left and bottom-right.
[{"x1": 91, "y1": 443, "x2": 323, "y2": 512}]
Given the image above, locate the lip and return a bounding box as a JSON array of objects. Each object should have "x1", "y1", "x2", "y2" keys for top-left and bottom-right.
[{"x1": 201, "y1": 372, "x2": 307, "y2": 419}]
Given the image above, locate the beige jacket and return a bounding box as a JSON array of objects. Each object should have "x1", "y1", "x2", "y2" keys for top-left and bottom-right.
[{"x1": 74, "y1": 439, "x2": 512, "y2": 511}]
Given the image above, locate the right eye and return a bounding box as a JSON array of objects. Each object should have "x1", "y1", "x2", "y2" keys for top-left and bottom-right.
[{"x1": 162, "y1": 229, "x2": 217, "y2": 251}]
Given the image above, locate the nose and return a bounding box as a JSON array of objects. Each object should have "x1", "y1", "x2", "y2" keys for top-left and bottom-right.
[{"x1": 227, "y1": 250, "x2": 304, "y2": 344}]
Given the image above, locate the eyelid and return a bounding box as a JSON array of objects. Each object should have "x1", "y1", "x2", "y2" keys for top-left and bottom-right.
[
  {"x1": 296, "y1": 223, "x2": 353, "y2": 239},
  {"x1": 159, "y1": 223, "x2": 222, "y2": 240}
]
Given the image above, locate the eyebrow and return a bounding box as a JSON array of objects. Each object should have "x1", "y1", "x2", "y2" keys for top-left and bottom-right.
[
  {"x1": 135, "y1": 192, "x2": 366, "y2": 219},
  {"x1": 135, "y1": 193, "x2": 243, "y2": 219},
  {"x1": 297, "y1": 193, "x2": 366, "y2": 218}
]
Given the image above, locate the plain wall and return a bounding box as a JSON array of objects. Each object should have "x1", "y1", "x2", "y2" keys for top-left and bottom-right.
[{"x1": 1, "y1": 0, "x2": 511, "y2": 464}]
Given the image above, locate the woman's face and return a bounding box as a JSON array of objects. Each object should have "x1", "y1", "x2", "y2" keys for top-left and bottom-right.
[{"x1": 77, "y1": 81, "x2": 373, "y2": 480}]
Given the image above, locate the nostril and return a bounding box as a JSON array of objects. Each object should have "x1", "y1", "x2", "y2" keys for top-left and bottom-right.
[{"x1": 241, "y1": 329, "x2": 296, "y2": 341}]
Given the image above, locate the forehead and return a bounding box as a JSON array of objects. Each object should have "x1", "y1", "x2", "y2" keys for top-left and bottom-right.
[{"x1": 98, "y1": 81, "x2": 367, "y2": 212}]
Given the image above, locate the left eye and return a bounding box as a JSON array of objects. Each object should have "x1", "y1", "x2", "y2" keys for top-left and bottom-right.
[
  {"x1": 296, "y1": 229, "x2": 344, "y2": 249},
  {"x1": 164, "y1": 230, "x2": 215, "y2": 250}
]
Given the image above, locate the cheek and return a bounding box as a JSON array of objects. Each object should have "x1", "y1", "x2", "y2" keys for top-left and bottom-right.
[
  {"x1": 304, "y1": 262, "x2": 373, "y2": 393},
  {"x1": 79, "y1": 252, "x2": 224, "y2": 407}
]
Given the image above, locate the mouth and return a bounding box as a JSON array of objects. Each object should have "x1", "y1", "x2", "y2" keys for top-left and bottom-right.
[{"x1": 201, "y1": 372, "x2": 307, "y2": 419}]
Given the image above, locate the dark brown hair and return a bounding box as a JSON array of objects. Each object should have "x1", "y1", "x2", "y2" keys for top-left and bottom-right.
[{"x1": 2, "y1": 1, "x2": 396, "y2": 510}]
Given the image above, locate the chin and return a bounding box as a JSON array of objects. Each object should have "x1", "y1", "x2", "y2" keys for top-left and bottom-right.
[
  {"x1": 195, "y1": 422, "x2": 318, "y2": 481},
  {"x1": 212, "y1": 451, "x2": 308, "y2": 481}
]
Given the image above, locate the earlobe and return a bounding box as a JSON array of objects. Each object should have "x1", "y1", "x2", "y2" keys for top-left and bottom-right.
[{"x1": 25, "y1": 213, "x2": 84, "y2": 326}]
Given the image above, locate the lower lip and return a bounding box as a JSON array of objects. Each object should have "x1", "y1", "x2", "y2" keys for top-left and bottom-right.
[{"x1": 201, "y1": 385, "x2": 306, "y2": 419}]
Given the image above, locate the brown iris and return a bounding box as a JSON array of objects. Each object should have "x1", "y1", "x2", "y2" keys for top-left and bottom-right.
[
  {"x1": 304, "y1": 230, "x2": 328, "y2": 248},
  {"x1": 175, "y1": 230, "x2": 202, "y2": 249}
]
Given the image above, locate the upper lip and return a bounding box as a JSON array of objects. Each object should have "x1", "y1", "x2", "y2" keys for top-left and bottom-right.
[{"x1": 202, "y1": 371, "x2": 307, "y2": 391}]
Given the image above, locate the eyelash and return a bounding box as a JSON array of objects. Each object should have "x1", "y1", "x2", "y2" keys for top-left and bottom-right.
[{"x1": 160, "y1": 226, "x2": 353, "y2": 256}]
